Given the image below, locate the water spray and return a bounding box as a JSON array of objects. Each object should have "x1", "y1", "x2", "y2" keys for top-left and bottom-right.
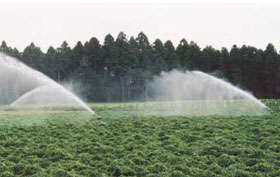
[{"x1": 0, "y1": 53, "x2": 95, "y2": 114}]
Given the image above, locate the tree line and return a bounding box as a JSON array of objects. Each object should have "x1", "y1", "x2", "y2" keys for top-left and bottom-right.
[{"x1": 1, "y1": 32, "x2": 279, "y2": 102}]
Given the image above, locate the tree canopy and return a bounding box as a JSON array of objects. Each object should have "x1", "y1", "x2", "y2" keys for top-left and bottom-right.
[{"x1": 1, "y1": 32, "x2": 279, "y2": 101}]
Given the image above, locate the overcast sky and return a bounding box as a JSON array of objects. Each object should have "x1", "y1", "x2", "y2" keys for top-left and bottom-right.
[{"x1": 0, "y1": 3, "x2": 280, "y2": 52}]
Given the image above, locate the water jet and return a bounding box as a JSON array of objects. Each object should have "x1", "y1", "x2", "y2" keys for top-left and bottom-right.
[
  {"x1": 145, "y1": 70, "x2": 268, "y2": 116},
  {"x1": 0, "y1": 53, "x2": 94, "y2": 114}
]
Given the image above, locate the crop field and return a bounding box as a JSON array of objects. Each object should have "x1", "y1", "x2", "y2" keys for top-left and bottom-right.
[{"x1": 0, "y1": 100, "x2": 280, "y2": 177}]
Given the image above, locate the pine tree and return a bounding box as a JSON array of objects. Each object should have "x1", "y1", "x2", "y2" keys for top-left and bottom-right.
[
  {"x1": 176, "y1": 39, "x2": 189, "y2": 69},
  {"x1": 201, "y1": 46, "x2": 220, "y2": 72},
  {"x1": 72, "y1": 41, "x2": 84, "y2": 72},
  {"x1": 229, "y1": 45, "x2": 242, "y2": 86},
  {"x1": 84, "y1": 37, "x2": 101, "y2": 75},
  {"x1": 164, "y1": 40, "x2": 180, "y2": 71},
  {"x1": 135, "y1": 32, "x2": 152, "y2": 71},
  {"x1": 22, "y1": 43, "x2": 44, "y2": 70},
  {"x1": 56, "y1": 41, "x2": 73, "y2": 81},
  {"x1": 152, "y1": 39, "x2": 167, "y2": 74},
  {"x1": 44, "y1": 46, "x2": 58, "y2": 80},
  {"x1": 263, "y1": 44, "x2": 279, "y2": 97}
]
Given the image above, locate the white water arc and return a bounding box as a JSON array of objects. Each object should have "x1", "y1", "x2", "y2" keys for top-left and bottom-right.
[
  {"x1": 193, "y1": 71, "x2": 267, "y2": 108},
  {"x1": 148, "y1": 70, "x2": 268, "y2": 116},
  {"x1": 0, "y1": 53, "x2": 94, "y2": 114}
]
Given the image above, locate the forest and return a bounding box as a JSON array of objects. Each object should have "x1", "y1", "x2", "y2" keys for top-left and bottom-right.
[{"x1": 1, "y1": 32, "x2": 279, "y2": 102}]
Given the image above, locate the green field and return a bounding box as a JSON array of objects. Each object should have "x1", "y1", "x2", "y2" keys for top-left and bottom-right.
[{"x1": 0, "y1": 100, "x2": 279, "y2": 177}]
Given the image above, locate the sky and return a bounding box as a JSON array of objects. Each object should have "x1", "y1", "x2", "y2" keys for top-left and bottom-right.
[{"x1": 0, "y1": 2, "x2": 280, "y2": 52}]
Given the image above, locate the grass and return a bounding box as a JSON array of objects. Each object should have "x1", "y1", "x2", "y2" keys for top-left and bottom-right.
[{"x1": 0, "y1": 100, "x2": 279, "y2": 176}]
